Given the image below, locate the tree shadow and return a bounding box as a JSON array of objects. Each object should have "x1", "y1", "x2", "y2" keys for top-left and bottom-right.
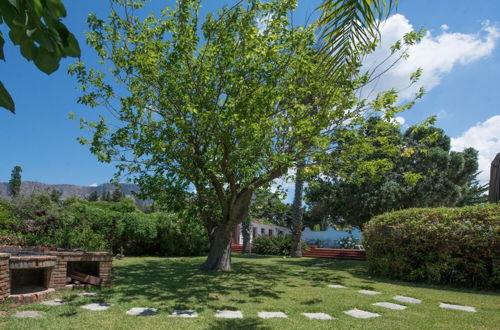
[{"x1": 206, "y1": 317, "x2": 270, "y2": 330}]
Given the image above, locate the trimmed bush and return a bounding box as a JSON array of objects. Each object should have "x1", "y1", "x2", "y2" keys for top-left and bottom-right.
[
  {"x1": 364, "y1": 204, "x2": 500, "y2": 289},
  {"x1": 252, "y1": 235, "x2": 309, "y2": 256}
]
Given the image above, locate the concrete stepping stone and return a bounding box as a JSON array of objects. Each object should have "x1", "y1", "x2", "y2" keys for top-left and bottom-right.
[
  {"x1": 170, "y1": 310, "x2": 198, "y2": 318},
  {"x1": 12, "y1": 311, "x2": 42, "y2": 318},
  {"x1": 344, "y1": 309, "x2": 380, "y2": 319},
  {"x1": 81, "y1": 303, "x2": 112, "y2": 311},
  {"x1": 328, "y1": 284, "x2": 346, "y2": 289},
  {"x1": 126, "y1": 307, "x2": 157, "y2": 316},
  {"x1": 79, "y1": 292, "x2": 98, "y2": 297},
  {"x1": 372, "y1": 302, "x2": 407, "y2": 310},
  {"x1": 358, "y1": 290, "x2": 381, "y2": 295},
  {"x1": 302, "y1": 312, "x2": 333, "y2": 320},
  {"x1": 393, "y1": 295, "x2": 421, "y2": 304},
  {"x1": 439, "y1": 303, "x2": 476, "y2": 312},
  {"x1": 41, "y1": 299, "x2": 66, "y2": 306},
  {"x1": 313, "y1": 262, "x2": 334, "y2": 267},
  {"x1": 215, "y1": 310, "x2": 243, "y2": 319},
  {"x1": 258, "y1": 311, "x2": 288, "y2": 319}
]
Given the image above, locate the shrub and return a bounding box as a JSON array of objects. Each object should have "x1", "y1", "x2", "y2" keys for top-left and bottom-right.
[
  {"x1": 1, "y1": 194, "x2": 209, "y2": 256},
  {"x1": 364, "y1": 204, "x2": 500, "y2": 289},
  {"x1": 252, "y1": 235, "x2": 309, "y2": 256}
]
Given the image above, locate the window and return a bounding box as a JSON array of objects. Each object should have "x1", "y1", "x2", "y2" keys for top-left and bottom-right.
[
  {"x1": 268, "y1": 229, "x2": 273, "y2": 236},
  {"x1": 261, "y1": 228, "x2": 265, "y2": 235}
]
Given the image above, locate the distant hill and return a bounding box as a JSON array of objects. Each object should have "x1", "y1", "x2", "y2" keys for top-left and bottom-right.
[{"x1": 0, "y1": 181, "x2": 148, "y2": 203}]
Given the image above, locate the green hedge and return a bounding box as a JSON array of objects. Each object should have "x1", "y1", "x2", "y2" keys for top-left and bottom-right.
[
  {"x1": 364, "y1": 204, "x2": 500, "y2": 289},
  {"x1": 252, "y1": 235, "x2": 309, "y2": 256}
]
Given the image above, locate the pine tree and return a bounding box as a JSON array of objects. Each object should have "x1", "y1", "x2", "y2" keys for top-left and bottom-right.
[
  {"x1": 8, "y1": 166, "x2": 22, "y2": 198},
  {"x1": 111, "y1": 186, "x2": 124, "y2": 202},
  {"x1": 87, "y1": 191, "x2": 99, "y2": 201}
]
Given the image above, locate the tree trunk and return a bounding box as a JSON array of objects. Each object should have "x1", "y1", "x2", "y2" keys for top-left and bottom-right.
[
  {"x1": 200, "y1": 226, "x2": 233, "y2": 271},
  {"x1": 242, "y1": 215, "x2": 252, "y2": 254},
  {"x1": 291, "y1": 161, "x2": 305, "y2": 257},
  {"x1": 201, "y1": 190, "x2": 253, "y2": 271}
]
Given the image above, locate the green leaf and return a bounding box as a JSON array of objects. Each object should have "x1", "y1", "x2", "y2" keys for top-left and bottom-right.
[
  {"x1": 0, "y1": 81, "x2": 15, "y2": 113},
  {"x1": 0, "y1": 32, "x2": 5, "y2": 60},
  {"x1": 20, "y1": 37, "x2": 37, "y2": 60},
  {"x1": 64, "y1": 33, "x2": 81, "y2": 57},
  {"x1": 34, "y1": 48, "x2": 59, "y2": 74},
  {"x1": 46, "y1": 0, "x2": 67, "y2": 17}
]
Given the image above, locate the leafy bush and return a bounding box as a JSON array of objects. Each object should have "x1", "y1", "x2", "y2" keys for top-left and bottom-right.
[
  {"x1": 252, "y1": 235, "x2": 309, "y2": 256},
  {"x1": 364, "y1": 204, "x2": 500, "y2": 289},
  {"x1": 0, "y1": 194, "x2": 209, "y2": 256}
]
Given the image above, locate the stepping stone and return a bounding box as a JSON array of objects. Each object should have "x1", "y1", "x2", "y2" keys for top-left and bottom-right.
[
  {"x1": 358, "y1": 290, "x2": 381, "y2": 295},
  {"x1": 81, "y1": 303, "x2": 112, "y2": 311},
  {"x1": 12, "y1": 311, "x2": 42, "y2": 318},
  {"x1": 170, "y1": 310, "x2": 198, "y2": 318},
  {"x1": 79, "y1": 292, "x2": 98, "y2": 297},
  {"x1": 302, "y1": 312, "x2": 333, "y2": 320},
  {"x1": 215, "y1": 310, "x2": 243, "y2": 319},
  {"x1": 393, "y1": 295, "x2": 421, "y2": 304},
  {"x1": 372, "y1": 302, "x2": 407, "y2": 310},
  {"x1": 439, "y1": 303, "x2": 476, "y2": 312},
  {"x1": 313, "y1": 262, "x2": 334, "y2": 267},
  {"x1": 126, "y1": 307, "x2": 157, "y2": 316},
  {"x1": 41, "y1": 299, "x2": 66, "y2": 306},
  {"x1": 328, "y1": 284, "x2": 346, "y2": 289},
  {"x1": 344, "y1": 309, "x2": 380, "y2": 319},
  {"x1": 258, "y1": 311, "x2": 288, "y2": 319}
]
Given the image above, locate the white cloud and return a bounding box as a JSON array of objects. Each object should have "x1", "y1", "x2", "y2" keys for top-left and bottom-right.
[
  {"x1": 362, "y1": 14, "x2": 500, "y2": 101},
  {"x1": 89, "y1": 183, "x2": 98, "y2": 187},
  {"x1": 451, "y1": 115, "x2": 500, "y2": 184},
  {"x1": 395, "y1": 116, "x2": 406, "y2": 125},
  {"x1": 440, "y1": 24, "x2": 449, "y2": 31}
]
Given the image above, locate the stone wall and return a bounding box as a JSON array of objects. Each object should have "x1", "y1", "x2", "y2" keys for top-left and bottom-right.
[{"x1": 0, "y1": 254, "x2": 10, "y2": 302}]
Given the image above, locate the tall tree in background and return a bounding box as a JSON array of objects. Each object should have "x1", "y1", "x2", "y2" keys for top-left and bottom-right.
[
  {"x1": 71, "y1": 0, "x2": 418, "y2": 271},
  {"x1": 8, "y1": 166, "x2": 22, "y2": 197},
  {"x1": 87, "y1": 191, "x2": 99, "y2": 202},
  {"x1": 305, "y1": 119, "x2": 481, "y2": 228},
  {"x1": 288, "y1": 0, "x2": 398, "y2": 257},
  {"x1": 111, "y1": 186, "x2": 124, "y2": 202},
  {"x1": 0, "y1": 0, "x2": 80, "y2": 113}
]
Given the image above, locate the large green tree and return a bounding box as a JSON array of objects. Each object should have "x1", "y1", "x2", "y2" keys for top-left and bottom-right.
[
  {"x1": 0, "y1": 0, "x2": 80, "y2": 113},
  {"x1": 305, "y1": 118, "x2": 481, "y2": 228},
  {"x1": 70, "y1": 0, "x2": 416, "y2": 270}
]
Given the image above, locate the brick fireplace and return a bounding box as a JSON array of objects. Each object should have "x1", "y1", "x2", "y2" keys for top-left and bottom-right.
[{"x1": 0, "y1": 246, "x2": 112, "y2": 304}]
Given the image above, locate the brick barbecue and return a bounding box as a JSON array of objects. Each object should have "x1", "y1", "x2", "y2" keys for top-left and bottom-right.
[{"x1": 0, "y1": 246, "x2": 112, "y2": 305}]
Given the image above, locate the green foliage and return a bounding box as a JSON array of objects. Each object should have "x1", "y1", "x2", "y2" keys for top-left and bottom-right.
[
  {"x1": 250, "y1": 189, "x2": 292, "y2": 227},
  {"x1": 1, "y1": 194, "x2": 208, "y2": 256},
  {"x1": 252, "y1": 235, "x2": 308, "y2": 256},
  {"x1": 8, "y1": 165, "x2": 22, "y2": 197},
  {"x1": 155, "y1": 211, "x2": 209, "y2": 257},
  {"x1": 364, "y1": 204, "x2": 500, "y2": 289},
  {"x1": 0, "y1": 0, "x2": 80, "y2": 113},
  {"x1": 318, "y1": 0, "x2": 397, "y2": 75},
  {"x1": 87, "y1": 191, "x2": 99, "y2": 201},
  {"x1": 306, "y1": 118, "x2": 481, "y2": 228}
]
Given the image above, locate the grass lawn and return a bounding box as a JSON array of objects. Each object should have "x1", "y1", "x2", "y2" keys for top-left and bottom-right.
[{"x1": 2, "y1": 254, "x2": 499, "y2": 329}]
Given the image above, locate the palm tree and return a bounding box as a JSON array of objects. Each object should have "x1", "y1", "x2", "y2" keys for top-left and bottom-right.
[
  {"x1": 288, "y1": 0, "x2": 397, "y2": 257},
  {"x1": 317, "y1": 0, "x2": 397, "y2": 75}
]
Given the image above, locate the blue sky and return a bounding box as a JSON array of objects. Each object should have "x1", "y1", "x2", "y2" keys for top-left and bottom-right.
[{"x1": 1, "y1": 0, "x2": 499, "y2": 188}]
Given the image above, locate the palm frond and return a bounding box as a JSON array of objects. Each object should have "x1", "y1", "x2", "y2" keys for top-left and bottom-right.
[{"x1": 317, "y1": 0, "x2": 397, "y2": 76}]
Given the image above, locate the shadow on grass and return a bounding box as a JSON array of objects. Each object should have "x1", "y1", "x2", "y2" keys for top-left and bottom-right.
[
  {"x1": 206, "y1": 317, "x2": 270, "y2": 330},
  {"x1": 97, "y1": 255, "x2": 294, "y2": 311}
]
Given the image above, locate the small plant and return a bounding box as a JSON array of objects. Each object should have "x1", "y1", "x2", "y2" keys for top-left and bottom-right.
[
  {"x1": 337, "y1": 236, "x2": 360, "y2": 249},
  {"x1": 252, "y1": 235, "x2": 309, "y2": 256}
]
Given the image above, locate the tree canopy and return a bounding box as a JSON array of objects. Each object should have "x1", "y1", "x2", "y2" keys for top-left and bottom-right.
[
  {"x1": 305, "y1": 118, "x2": 482, "y2": 228},
  {"x1": 0, "y1": 0, "x2": 80, "y2": 113},
  {"x1": 70, "y1": 0, "x2": 420, "y2": 270}
]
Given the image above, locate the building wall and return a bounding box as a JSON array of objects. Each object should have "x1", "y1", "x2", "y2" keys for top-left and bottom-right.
[{"x1": 233, "y1": 222, "x2": 291, "y2": 244}]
